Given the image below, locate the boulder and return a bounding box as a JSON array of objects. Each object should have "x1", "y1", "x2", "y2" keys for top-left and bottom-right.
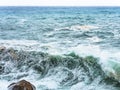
[
  {"x1": 8, "y1": 80, "x2": 36, "y2": 90},
  {"x1": 0, "y1": 46, "x2": 6, "y2": 52}
]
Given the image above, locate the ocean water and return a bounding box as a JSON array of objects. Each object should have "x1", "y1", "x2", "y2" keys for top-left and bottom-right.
[{"x1": 0, "y1": 6, "x2": 120, "y2": 90}]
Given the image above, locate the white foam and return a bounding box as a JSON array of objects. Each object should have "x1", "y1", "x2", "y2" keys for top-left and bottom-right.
[
  {"x1": 70, "y1": 25, "x2": 99, "y2": 31},
  {"x1": 0, "y1": 40, "x2": 65, "y2": 53},
  {"x1": 87, "y1": 36, "x2": 102, "y2": 42},
  {"x1": 55, "y1": 25, "x2": 99, "y2": 31},
  {"x1": 70, "y1": 44, "x2": 120, "y2": 80},
  {"x1": 0, "y1": 80, "x2": 11, "y2": 90},
  {"x1": 70, "y1": 44, "x2": 101, "y2": 57},
  {"x1": 0, "y1": 40, "x2": 40, "y2": 50},
  {"x1": 70, "y1": 82, "x2": 86, "y2": 90},
  {"x1": 17, "y1": 18, "x2": 27, "y2": 25},
  {"x1": 0, "y1": 40, "x2": 39, "y2": 46},
  {"x1": 71, "y1": 77, "x2": 117, "y2": 90},
  {"x1": 38, "y1": 78, "x2": 59, "y2": 89},
  {"x1": 71, "y1": 83, "x2": 116, "y2": 90}
]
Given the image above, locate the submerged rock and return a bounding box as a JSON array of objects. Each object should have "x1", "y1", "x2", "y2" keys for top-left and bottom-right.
[{"x1": 8, "y1": 80, "x2": 36, "y2": 90}]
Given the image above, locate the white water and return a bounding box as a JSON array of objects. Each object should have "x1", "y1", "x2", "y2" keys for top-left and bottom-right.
[
  {"x1": 55, "y1": 25, "x2": 99, "y2": 31},
  {"x1": 0, "y1": 40, "x2": 120, "y2": 90}
]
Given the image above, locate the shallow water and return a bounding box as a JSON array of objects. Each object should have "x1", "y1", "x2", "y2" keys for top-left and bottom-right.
[{"x1": 0, "y1": 7, "x2": 120, "y2": 90}]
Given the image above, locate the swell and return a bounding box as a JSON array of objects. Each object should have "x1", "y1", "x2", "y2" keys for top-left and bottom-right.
[{"x1": 0, "y1": 48, "x2": 120, "y2": 89}]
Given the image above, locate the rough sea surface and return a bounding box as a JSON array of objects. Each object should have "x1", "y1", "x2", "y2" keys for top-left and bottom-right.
[{"x1": 0, "y1": 7, "x2": 120, "y2": 90}]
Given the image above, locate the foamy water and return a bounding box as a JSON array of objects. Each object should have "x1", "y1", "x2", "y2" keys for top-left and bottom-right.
[
  {"x1": 55, "y1": 25, "x2": 99, "y2": 31},
  {"x1": 0, "y1": 7, "x2": 120, "y2": 90}
]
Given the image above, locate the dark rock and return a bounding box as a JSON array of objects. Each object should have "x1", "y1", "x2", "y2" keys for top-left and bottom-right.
[
  {"x1": 0, "y1": 46, "x2": 6, "y2": 53},
  {"x1": 0, "y1": 65, "x2": 4, "y2": 73},
  {"x1": 8, "y1": 80, "x2": 36, "y2": 90}
]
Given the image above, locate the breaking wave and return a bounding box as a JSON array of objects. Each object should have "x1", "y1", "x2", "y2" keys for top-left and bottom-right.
[
  {"x1": 55, "y1": 25, "x2": 99, "y2": 31},
  {"x1": 0, "y1": 48, "x2": 120, "y2": 90}
]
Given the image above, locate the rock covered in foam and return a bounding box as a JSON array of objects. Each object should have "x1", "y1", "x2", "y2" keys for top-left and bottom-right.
[
  {"x1": 8, "y1": 80, "x2": 36, "y2": 90},
  {"x1": 0, "y1": 46, "x2": 20, "y2": 73},
  {"x1": 0, "y1": 46, "x2": 19, "y2": 60}
]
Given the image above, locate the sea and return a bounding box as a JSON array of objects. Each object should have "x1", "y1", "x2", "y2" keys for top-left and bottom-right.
[{"x1": 0, "y1": 6, "x2": 120, "y2": 90}]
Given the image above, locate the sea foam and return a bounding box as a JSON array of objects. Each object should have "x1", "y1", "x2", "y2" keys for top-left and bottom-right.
[{"x1": 55, "y1": 25, "x2": 99, "y2": 31}]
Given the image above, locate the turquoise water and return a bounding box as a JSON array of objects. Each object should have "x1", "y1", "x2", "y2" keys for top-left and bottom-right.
[{"x1": 0, "y1": 7, "x2": 120, "y2": 90}]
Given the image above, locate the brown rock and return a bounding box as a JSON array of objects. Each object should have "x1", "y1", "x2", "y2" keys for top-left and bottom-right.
[{"x1": 8, "y1": 80, "x2": 36, "y2": 90}]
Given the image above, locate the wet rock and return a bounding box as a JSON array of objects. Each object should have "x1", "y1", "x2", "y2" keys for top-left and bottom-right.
[
  {"x1": 8, "y1": 48, "x2": 19, "y2": 60},
  {"x1": 0, "y1": 46, "x2": 6, "y2": 53},
  {"x1": 0, "y1": 65, "x2": 4, "y2": 73},
  {"x1": 8, "y1": 80, "x2": 36, "y2": 90}
]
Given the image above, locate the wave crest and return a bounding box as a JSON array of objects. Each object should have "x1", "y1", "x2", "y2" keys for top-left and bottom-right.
[{"x1": 55, "y1": 25, "x2": 99, "y2": 31}]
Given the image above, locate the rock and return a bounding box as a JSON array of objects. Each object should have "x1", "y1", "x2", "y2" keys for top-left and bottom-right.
[
  {"x1": 0, "y1": 65, "x2": 4, "y2": 73},
  {"x1": 7, "y1": 48, "x2": 15, "y2": 53},
  {"x1": 8, "y1": 48, "x2": 19, "y2": 60},
  {"x1": 8, "y1": 80, "x2": 36, "y2": 90},
  {"x1": 0, "y1": 46, "x2": 6, "y2": 52}
]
